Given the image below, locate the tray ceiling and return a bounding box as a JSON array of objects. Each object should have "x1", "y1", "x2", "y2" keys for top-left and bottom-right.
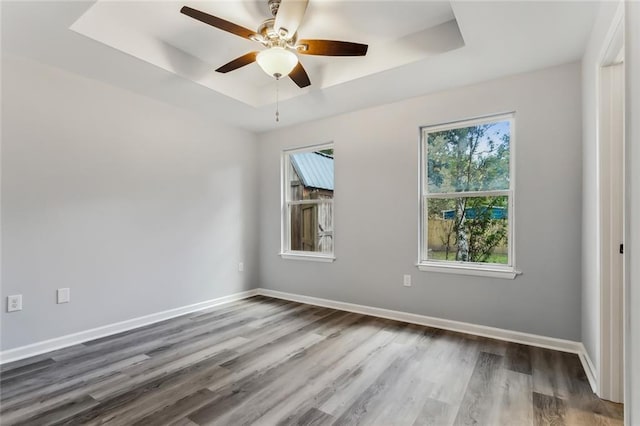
[{"x1": 70, "y1": 1, "x2": 464, "y2": 106}]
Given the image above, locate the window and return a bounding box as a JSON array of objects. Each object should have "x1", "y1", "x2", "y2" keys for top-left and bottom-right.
[
  {"x1": 419, "y1": 113, "x2": 518, "y2": 278},
  {"x1": 281, "y1": 144, "x2": 334, "y2": 261}
]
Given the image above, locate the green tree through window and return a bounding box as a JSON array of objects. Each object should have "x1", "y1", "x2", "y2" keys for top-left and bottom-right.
[{"x1": 421, "y1": 115, "x2": 513, "y2": 266}]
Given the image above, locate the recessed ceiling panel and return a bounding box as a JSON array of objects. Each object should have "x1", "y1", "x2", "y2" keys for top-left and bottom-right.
[{"x1": 70, "y1": 1, "x2": 464, "y2": 107}]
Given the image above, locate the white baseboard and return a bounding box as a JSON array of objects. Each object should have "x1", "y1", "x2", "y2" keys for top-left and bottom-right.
[
  {"x1": 578, "y1": 344, "x2": 599, "y2": 394},
  {"x1": 257, "y1": 289, "x2": 596, "y2": 378},
  {"x1": 0, "y1": 286, "x2": 600, "y2": 397},
  {"x1": 0, "y1": 289, "x2": 259, "y2": 365}
]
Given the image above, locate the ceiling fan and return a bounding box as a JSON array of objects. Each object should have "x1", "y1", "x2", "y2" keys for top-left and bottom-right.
[{"x1": 180, "y1": 0, "x2": 368, "y2": 88}]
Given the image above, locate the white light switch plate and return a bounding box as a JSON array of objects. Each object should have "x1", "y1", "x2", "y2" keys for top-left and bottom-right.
[
  {"x1": 403, "y1": 275, "x2": 412, "y2": 287},
  {"x1": 57, "y1": 288, "x2": 70, "y2": 304}
]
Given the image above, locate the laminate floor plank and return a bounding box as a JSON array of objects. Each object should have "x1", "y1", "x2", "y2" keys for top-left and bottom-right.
[
  {"x1": 1, "y1": 353, "x2": 56, "y2": 374},
  {"x1": 0, "y1": 353, "x2": 150, "y2": 407},
  {"x1": 371, "y1": 357, "x2": 439, "y2": 425},
  {"x1": 1, "y1": 342, "x2": 156, "y2": 399},
  {"x1": 121, "y1": 335, "x2": 248, "y2": 378},
  {"x1": 245, "y1": 316, "x2": 389, "y2": 425},
  {"x1": 422, "y1": 331, "x2": 481, "y2": 407},
  {"x1": 533, "y1": 391, "x2": 567, "y2": 426},
  {"x1": 497, "y1": 370, "x2": 534, "y2": 426},
  {"x1": 74, "y1": 299, "x2": 278, "y2": 361},
  {"x1": 90, "y1": 346, "x2": 238, "y2": 402},
  {"x1": 452, "y1": 351, "x2": 505, "y2": 425},
  {"x1": 56, "y1": 355, "x2": 233, "y2": 425},
  {"x1": 293, "y1": 407, "x2": 335, "y2": 426},
  {"x1": 332, "y1": 355, "x2": 419, "y2": 425},
  {"x1": 187, "y1": 316, "x2": 376, "y2": 424},
  {"x1": 93, "y1": 365, "x2": 228, "y2": 425},
  {"x1": 477, "y1": 335, "x2": 509, "y2": 356},
  {"x1": 75, "y1": 297, "x2": 282, "y2": 360},
  {"x1": 316, "y1": 330, "x2": 403, "y2": 417},
  {"x1": 187, "y1": 298, "x2": 297, "y2": 327},
  {"x1": 332, "y1": 325, "x2": 437, "y2": 425},
  {"x1": 19, "y1": 394, "x2": 100, "y2": 425},
  {"x1": 0, "y1": 371, "x2": 129, "y2": 424},
  {"x1": 413, "y1": 398, "x2": 455, "y2": 426},
  {"x1": 0, "y1": 357, "x2": 57, "y2": 383},
  {"x1": 214, "y1": 318, "x2": 396, "y2": 425},
  {"x1": 80, "y1": 316, "x2": 198, "y2": 351},
  {"x1": 215, "y1": 310, "x2": 340, "y2": 375},
  {"x1": 532, "y1": 347, "x2": 571, "y2": 399},
  {"x1": 505, "y1": 343, "x2": 533, "y2": 375},
  {"x1": 166, "y1": 417, "x2": 200, "y2": 426},
  {"x1": 0, "y1": 297, "x2": 623, "y2": 426},
  {"x1": 18, "y1": 343, "x2": 89, "y2": 366},
  {"x1": 132, "y1": 388, "x2": 217, "y2": 426}
]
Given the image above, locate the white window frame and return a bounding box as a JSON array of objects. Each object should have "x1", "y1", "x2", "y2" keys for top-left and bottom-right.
[
  {"x1": 280, "y1": 143, "x2": 335, "y2": 262},
  {"x1": 417, "y1": 113, "x2": 520, "y2": 279}
]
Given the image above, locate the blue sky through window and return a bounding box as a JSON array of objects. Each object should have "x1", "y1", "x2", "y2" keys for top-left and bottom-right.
[{"x1": 476, "y1": 120, "x2": 510, "y2": 158}]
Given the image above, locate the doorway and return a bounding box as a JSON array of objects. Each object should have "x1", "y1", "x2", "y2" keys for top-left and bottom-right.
[{"x1": 598, "y1": 17, "x2": 625, "y2": 403}]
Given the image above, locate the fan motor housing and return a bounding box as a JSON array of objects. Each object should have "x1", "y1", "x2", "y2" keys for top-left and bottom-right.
[{"x1": 257, "y1": 18, "x2": 297, "y2": 48}]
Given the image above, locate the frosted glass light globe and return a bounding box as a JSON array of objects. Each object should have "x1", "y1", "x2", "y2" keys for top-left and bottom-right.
[{"x1": 256, "y1": 47, "x2": 298, "y2": 79}]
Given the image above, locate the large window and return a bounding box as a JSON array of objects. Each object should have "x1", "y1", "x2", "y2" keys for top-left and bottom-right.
[
  {"x1": 281, "y1": 144, "x2": 334, "y2": 261},
  {"x1": 419, "y1": 113, "x2": 517, "y2": 278}
]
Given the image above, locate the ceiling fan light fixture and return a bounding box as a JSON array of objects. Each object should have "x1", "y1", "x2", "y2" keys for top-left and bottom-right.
[
  {"x1": 256, "y1": 47, "x2": 298, "y2": 79},
  {"x1": 180, "y1": 2, "x2": 368, "y2": 89}
]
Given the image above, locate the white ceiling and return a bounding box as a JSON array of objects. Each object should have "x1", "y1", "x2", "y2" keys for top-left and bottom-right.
[
  {"x1": 1, "y1": 1, "x2": 599, "y2": 132},
  {"x1": 69, "y1": 1, "x2": 463, "y2": 106}
]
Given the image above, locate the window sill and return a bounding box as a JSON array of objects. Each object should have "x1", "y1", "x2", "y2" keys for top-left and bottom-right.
[
  {"x1": 416, "y1": 262, "x2": 521, "y2": 279},
  {"x1": 280, "y1": 252, "x2": 336, "y2": 263}
]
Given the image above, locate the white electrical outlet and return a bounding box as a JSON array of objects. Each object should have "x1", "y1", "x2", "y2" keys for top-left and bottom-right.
[
  {"x1": 238, "y1": 262, "x2": 244, "y2": 272},
  {"x1": 403, "y1": 275, "x2": 412, "y2": 287},
  {"x1": 57, "y1": 288, "x2": 70, "y2": 304},
  {"x1": 7, "y1": 295, "x2": 22, "y2": 312}
]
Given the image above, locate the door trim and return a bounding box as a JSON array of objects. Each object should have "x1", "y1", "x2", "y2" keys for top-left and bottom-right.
[{"x1": 597, "y1": 4, "x2": 625, "y2": 403}]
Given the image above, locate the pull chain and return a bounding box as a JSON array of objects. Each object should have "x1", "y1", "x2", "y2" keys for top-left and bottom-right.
[{"x1": 275, "y1": 77, "x2": 280, "y2": 123}]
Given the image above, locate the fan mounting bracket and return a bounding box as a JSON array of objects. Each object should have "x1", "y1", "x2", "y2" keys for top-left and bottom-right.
[{"x1": 268, "y1": 0, "x2": 281, "y2": 17}]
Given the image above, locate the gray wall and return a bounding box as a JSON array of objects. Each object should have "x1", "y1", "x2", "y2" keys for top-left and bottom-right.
[
  {"x1": 258, "y1": 62, "x2": 583, "y2": 341},
  {"x1": 1, "y1": 57, "x2": 259, "y2": 350}
]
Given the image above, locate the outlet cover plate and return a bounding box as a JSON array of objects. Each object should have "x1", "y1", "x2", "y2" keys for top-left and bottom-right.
[{"x1": 7, "y1": 295, "x2": 22, "y2": 312}]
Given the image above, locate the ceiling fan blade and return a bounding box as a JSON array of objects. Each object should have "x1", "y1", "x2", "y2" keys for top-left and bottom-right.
[
  {"x1": 180, "y1": 6, "x2": 257, "y2": 40},
  {"x1": 215, "y1": 52, "x2": 259, "y2": 73},
  {"x1": 296, "y1": 39, "x2": 368, "y2": 56},
  {"x1": 274, "y1": 0, "x2": 309, "y2": 40},
  {"x1": 289, "y1": 62, "x2": 311, "y2": 88}
]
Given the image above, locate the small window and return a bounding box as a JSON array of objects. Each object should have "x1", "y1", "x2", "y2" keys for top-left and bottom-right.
[
  {"x1": 281, "y1": 144, "x2": 334, "y2": 261},
  {"x1": 419, "y1": 114, "x2": 517, "y2": 278}
]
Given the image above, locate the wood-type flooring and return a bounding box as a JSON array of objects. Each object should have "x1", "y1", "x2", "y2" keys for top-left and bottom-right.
[{"x1": 0, "y1": 296, "x2": 624, "y2": 425}]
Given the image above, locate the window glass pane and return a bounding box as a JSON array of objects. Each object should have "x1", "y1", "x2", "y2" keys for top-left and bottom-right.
[
  {"x1": 426, "y1": 196, "x2": 508, "y2": 264},
  {"x1": 288, "y1": 150, "x2": 334, "y2": 201},
  {"x1": 427, "y1": 121, "x2": 510, "y2": 193},
  {"x1": 289, "y1": 201, "x2": 333, "y2": 254}
]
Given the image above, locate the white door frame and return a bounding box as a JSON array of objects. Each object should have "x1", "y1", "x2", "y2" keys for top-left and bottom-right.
[{"x1": 597, "y1": 5, "x2": 625, "y2": 403}]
